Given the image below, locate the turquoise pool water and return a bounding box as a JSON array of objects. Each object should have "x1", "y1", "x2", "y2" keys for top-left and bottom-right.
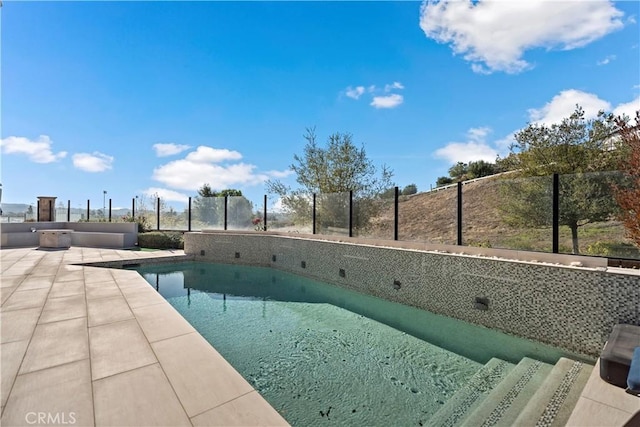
[{"x1": 133, "y1": 262, "x2": 580, "y2": 426}]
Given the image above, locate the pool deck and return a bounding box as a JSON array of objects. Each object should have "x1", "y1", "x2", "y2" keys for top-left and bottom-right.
[
  {"x1": 1, "y1": 246, "x2": 637, "y2": 426},
  {"x1": 1, "y1": 247, "x2": 289, "y2": 427}
]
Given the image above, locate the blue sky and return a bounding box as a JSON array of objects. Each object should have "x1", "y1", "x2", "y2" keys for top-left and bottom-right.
[{"x1": 2, "y1": 0, "x2": 639, "y2": 212}]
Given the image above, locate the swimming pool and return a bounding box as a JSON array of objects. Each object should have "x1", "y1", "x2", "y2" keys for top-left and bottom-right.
[{"x1": 132, "y1": 261, "x2": 584, "y2": 426}]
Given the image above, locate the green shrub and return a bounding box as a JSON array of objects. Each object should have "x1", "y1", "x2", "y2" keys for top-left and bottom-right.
[
  {"x1": 585, "y1": 241, "x2": 640, "y2": 258},
  {"x1": 138, "y1": 231, "x2": 184, "y2": 249},
  {"x1": 121, "y1": 214, "x2": 152, "y2": 232},
  {"x1": 467, "y1": 240, "x2": 493, "y2": 248}
]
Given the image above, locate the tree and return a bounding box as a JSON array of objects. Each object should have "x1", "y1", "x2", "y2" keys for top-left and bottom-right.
[
  {"x1": 402, "y1": 184, "x2": 418, "y2": 196},
  {"x1": 436, "y1": 176, "x2": 453, "y2": 187},
  {"x1": 266, "y1": 127, "x2": 394, "y2": 231},
  {"x1": 613, "y1": 111, "x2": 640, "y2": 247},
  {"x1": 192, "y1": 185, "x2": 253, "y2": 228},
  {"x1": 448, "y1": 162, "x2": 468, "y2": 181},
  {"x1": 442, "y1": 160, "x2": 497, "y2": 186},
  {"x1": 467, "y1": 160, "x2": 496, "y2": 179},
  {"x1": 192, "y1": 184, "x2": 221, "y2": 225},
  {"x1": 500, "y1": 106, "x2": 620, "y2": 254},
  {"x1": 227, "y1": 195, "x2": 253, "y2": 228}
]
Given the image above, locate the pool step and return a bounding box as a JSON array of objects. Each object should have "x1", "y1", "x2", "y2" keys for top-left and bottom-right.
[
  {"x1": 460, "y1": 357, "x2": 553, "y2": 427},
  {"x1": 427, "y1": 358, "x2": 516, "y2": 427},
  {"x1": 513, "y1": 358, "x2": 593, "y2": 427}
]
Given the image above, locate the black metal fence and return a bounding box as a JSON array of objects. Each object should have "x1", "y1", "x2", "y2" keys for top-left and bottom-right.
[{"x1": 2, "y1": 171, "x2": 638, "y2": 260}]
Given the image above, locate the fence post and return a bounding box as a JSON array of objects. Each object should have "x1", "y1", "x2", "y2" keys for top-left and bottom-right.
[
  {"x1": 457, "y1": 182, "x2": 463, "y2": 245},
  {"x1": 156, "y1": 197, "x2": 160, "y2": 231},
  {"x1": 394, "y1": 186, "x2": 399, "y2": 241},
  {"x1": 49, "y1": 200, "x2": 53, "y2": 222},
  {"x1": 188, "y1": 197, "x2": 192, "y2": 232},
  {"x1": 37, "y1": 200, "x2": 40, "y2": 222},
  {"x1": 224, "y1": 196, "x2": 228, "y2": 230},
  {"x1": 552, "y1": 173, "x2": 559, "y2": 254},
  {"x1": 67, "y1": 200, "x2": 71, "y2": 222},
  {"x1": 312, "y1": 193, "x2": 316, "y2": 234},
  {"x1": 108, "y1": 199, "x2": 112, "y2": 222},
  {"x1": 263, "y1": 195, "x2": 267, "y2": 231},
  {"x1": 349, "y1": 190, "x2": 353, "y2": 238},
  {"x1": 87, "y1": 200, "x2": 90, "y2": 222}
]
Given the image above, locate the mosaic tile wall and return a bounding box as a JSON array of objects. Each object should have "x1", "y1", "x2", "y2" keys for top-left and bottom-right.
[{"x1": 185, "y1": 232, "x2": 640, "y2": 357}]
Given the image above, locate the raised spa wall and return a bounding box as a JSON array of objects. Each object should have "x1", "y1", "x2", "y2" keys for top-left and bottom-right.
[{"x1": 184, "y1": 231, "x2": 640, "y2": 358}]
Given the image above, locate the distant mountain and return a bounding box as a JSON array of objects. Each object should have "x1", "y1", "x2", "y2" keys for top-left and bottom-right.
[
  {"x1": 1, "y1": 203, "x2": 32, "y2": 214},
  {"x1": 0, "y1": 203, "x2": 132, "y2": 217}
]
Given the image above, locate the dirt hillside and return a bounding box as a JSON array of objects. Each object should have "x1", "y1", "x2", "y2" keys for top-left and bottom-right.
[{"x1": 366, "y1": 177, "x2": 635, "y2": 257}]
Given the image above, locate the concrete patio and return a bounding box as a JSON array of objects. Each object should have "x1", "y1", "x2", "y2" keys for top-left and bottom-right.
[{"x1": 0, "y1": 247, "x2": 289, "y2": 427}]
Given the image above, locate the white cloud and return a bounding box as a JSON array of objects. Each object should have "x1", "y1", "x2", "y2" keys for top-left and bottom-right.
[
  {"x1": 434, "y1": 142, "x2": 498, "y2": 164},
  {"x1": 494, "y1": 134, "x2": 516, "y2": 151},
  {"x1": 152, "y1": 146, "x2": 290, "y2": 191},
  {"x1": 420, "y1": 0, "x2": 624, "y2": 74},
  {"x1": 269, "y1": 197, "x2": 286, "y2": 213},
  {"x1": 612, "y1": 96, "x2": 640, "y2": 119},
  {"x1": 370, "y1": 94, "x2": 404, "y2": 109},
  {"x1": 72, "y1": 152, "x2": 114, "y2": 172},
  {"x1": 384, "y1": 82, "x2": 405, "y2": 92},
  {"x1": 467, "y1": 126, "x2": 491, "y2": 142},
  {"x1": 153, "y1": 143, "x2": 191, "y2": 157},
  {"x1": 344, "y1": 82, "x2": 404, "y2": 108},
  {"x1": 265, "y1": 169, "x2": 294, "y2": 179},
  {"x1": 345, "y1": 86, "x2": 366, "y2": 100},
  {"x1": 527, "y1": 89, "x2": 611, "y2": 125},
  {"x1": 433, "y1": 91, "x2": 640, "y2": 167},
  {"x1": 0, "y1": 135, "x2": 67, "y2": 163},
  {"x1": 142, "y1": 187, "x2": 190, "y2": 203},
  {"x1": 596, "y1": 55, "x2": 616, "y2": 66},
  {"x1": 185, "y1": 146, "x2": 243, "y2": 163},
  {"x1": 433, "y1": 127, "x2": 498, "y2": 163}
]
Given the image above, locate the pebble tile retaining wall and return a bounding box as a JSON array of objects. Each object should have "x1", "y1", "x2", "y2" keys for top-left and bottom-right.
[{"x1": 184, "y1": 232, "x2": 639, "y2": 358}]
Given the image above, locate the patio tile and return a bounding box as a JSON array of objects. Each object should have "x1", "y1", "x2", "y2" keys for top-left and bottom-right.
[
  {"x1": 191, "y1": 391, "x2": 289, "y2": 427},
  {"x1": 120, "y1": 286, "x2": 166, "y2": 308},
  {"x1": 111, "y1": 269, "x2": 147, "y2": 285},
  {"x1": 87, "y1": 295, "x2": 134, "y2": 327},
  {"x1": 93, "y1": 363, "x2": 191, "y2": 427},
  {"x1": 85, "y1": 281, "x2": 121, "y2": 300},
  {"x1": 115, "y1": 277, "x2": 151, "y2": 291},
  {"x1": 17, "y1": 276, "x2": 54, "y2": 291},
  {"x1": 1, "y1": 340, "x2": 30, "y2": 408},
  {"x1": 38, "y1": 294, "x2": 86, "y2": 324},
  {"x1": 581, "y1": 360, "x2": 640, "y2": 414},
  {"x1": 54, "y1": 268, "x2": 84, "y2": 283},
  {"x1": 84, "y1": 268, "x2": 116, "y2": 284},
  {"x1": 19, "y1": 317, "x2": 89, "y2": 375},
  {"x1": 1, "y1": 288, "x2": 49, "y2": 312},
  {"x1": 0, "y1": 308, "x2": 41, "y2": 344},
  {"x1": 2, "y1": 265, "x2": 36, "y2": 277},
  {"x1": 28, "y1": 264, "x2": 60, "y2": 276},
  {"x1": 152, "y1": 332, "x2": 254, "y2": 417},
  {"x1": 48, "y1": 279, "x2": 85, "y2": 299},
  {"x1": 0, "y1": 360, "x2": 94, "y2": 427},
  {"x1": 1, "y1": 286, "x2": 17, "y2": 305},
  {"x1": 89, "y1": 318, "x2": 156, "y2": 380},
  {"x1": 132, "y1": 302, "x2": 195, "y2": 342},
  {"x1": 566, "y1": 397, "x2": 636, "y2": 426},
  {"x1": 0, "y1": 276, "x2": 24, "y2": 288}
]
